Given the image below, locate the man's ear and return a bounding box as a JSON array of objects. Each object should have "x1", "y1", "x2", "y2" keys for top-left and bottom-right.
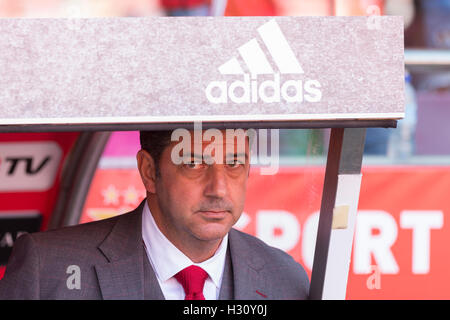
[{"x1": 136, "y1": 149, "x2": 157, "y2": 194}]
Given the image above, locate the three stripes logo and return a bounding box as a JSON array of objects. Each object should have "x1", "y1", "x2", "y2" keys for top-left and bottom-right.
[{"x1": 205, "y1": 19, "x2": 322, "y2": 104}]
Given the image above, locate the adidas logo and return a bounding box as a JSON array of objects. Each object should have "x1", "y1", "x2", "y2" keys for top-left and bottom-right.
[{"x1": 205, "y1": 19, "x2": 322, "y2": 104}]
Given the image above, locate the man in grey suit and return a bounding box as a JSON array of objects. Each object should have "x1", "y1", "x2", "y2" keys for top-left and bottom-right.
[{"x1": 0, "y1": 129, "x2": 309, "y2": 300}]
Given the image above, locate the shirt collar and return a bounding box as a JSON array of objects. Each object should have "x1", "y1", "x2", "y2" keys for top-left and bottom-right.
[{"x1": 141, "y1": 201, "x2": 228, "y2": 288}]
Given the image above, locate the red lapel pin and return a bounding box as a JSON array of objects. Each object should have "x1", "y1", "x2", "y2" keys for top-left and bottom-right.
[{"x1": 255, "y1": 290, "x2": 267, "y2": 298}]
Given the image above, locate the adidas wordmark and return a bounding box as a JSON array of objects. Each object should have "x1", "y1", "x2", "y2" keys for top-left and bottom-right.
[{"x1": 205, "y1": 19, "x2": 322, "y2": 104}]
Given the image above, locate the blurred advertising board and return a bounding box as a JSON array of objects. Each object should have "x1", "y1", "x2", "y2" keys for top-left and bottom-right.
[
  {"x1": 0, "y1": 132, "x2": 79, "y2": 279},
  {"x1": 79, "y1": 163, "x2": 450, "y2": 299}
]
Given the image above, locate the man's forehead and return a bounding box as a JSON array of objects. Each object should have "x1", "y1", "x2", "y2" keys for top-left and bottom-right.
[
  {"x1": 166, "y1": 128, "x2": 250, "y2": 158},
  {"x1": 163, "y1": 129, "x2": 251, "y2": 165}
]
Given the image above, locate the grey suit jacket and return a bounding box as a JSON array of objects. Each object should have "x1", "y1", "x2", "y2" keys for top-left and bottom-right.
[{"x1": 0, "y1": 201, "x2": 309, "y2": 300}]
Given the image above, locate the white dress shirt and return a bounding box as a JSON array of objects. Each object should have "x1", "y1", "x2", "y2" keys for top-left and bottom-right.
[{"x1": 141, "y1": 201, "x2": 228, "y2": 300}]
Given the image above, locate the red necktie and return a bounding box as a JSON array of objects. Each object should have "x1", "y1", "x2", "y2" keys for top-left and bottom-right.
[{"x1": 174, "y1": 265, "x2": 208, "y2": 300}]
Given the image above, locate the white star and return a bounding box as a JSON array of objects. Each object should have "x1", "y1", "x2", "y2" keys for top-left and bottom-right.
[
  {"x1": 122, "y1": 185, "x2": 140, "y2": 206},
  {"x1": 101, "y1": 184, "x2": 120, "y2": 205}
]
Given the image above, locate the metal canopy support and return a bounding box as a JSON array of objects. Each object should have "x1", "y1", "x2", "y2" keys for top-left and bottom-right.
[
  {"x1": 210, "y1": 0, "x2": 228, "y2": 16},
  {"x1": 309, "y1": 127, "x2": 367, "y2": 300}
]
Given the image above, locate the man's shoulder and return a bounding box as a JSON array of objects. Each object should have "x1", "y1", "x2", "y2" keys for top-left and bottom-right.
[
  {"x1": 229, "y1": 228, "x2": 310, "y2": 299},
  {"x1": 0, "y1": 207, "x2": 144, "y2": 299},
  {"x1": 28, "y1": 207, "x2": 141, "y2": 250},
  {"x1": 30, "y1": 213, "x2": 121, "y2": 245},
  {"x1": 229, "y1": 228, "x2": 293, "y2": 260},
  {"x1": 229, "y1": 228, "x2": 309, "y2": 275}
]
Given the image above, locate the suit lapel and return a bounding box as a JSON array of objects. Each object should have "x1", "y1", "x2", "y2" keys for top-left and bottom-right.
[
  {"x1": 228, "y1": 229, "x2": 269, "y2": 300},
  {"x1": 143, "y1": 246, "x2": 165, "y2": 300},
  {"x1": 95, "y1": 200, "x2": 149, "y2": 300}
]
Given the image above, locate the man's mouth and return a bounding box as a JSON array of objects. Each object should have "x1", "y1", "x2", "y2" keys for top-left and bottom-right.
[{"x1": 197, "y1": 210, "x2": 229, "y2": 219}]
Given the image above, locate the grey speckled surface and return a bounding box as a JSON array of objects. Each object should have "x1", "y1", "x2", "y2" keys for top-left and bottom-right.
[{"x1": 0, "y1": 16, "x2": 404, "y2": 124}]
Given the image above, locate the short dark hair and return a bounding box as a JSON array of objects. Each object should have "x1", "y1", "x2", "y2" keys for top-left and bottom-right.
[{"x1": 140, "y1": 130, "x2": 173, "y2": 177}]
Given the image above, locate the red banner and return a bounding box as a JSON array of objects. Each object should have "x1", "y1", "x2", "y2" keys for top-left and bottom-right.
[
  {"x1": 80, "y1": 165, "x2": 450, "y2": 299},
  {"x1": 0, "y1": 132, "x2": 79, "y2": 280},
  {"x1": 347, "y1": 166, "x2": 450, "y2": 300},
  {"x1": 0, "y1": 132, "x2": 79, "y2": 229}
]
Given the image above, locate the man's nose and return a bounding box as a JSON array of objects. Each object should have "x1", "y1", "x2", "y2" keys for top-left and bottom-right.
[{"x1": 203, "y1": 165, "x2": 228, "y2": 199}]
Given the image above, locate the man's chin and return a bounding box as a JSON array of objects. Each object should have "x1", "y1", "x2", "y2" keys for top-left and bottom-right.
[{"x1": 192, "y1": 224, "x2": 231, "y2": 242}]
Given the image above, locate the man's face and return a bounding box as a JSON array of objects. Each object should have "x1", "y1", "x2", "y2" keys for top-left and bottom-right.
[{"x1": 140, "y1": 129, "x2": 250, "y2": 244}]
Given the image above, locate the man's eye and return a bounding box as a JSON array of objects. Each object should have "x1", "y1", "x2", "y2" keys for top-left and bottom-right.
[
  {"x1": 184, "y1": 161, "x2": 205, "y2": 169},
  {"x1": 227, "y1": 159, "x2": 244, "y2": 168}
]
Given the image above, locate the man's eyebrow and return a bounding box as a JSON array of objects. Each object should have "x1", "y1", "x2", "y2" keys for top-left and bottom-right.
[
  {"x1": 225, "y1": 152, "x2": 249, "y2": 160},
  {"x1": 183, "y1": 153, "x2": 249, "y2": 162}
]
